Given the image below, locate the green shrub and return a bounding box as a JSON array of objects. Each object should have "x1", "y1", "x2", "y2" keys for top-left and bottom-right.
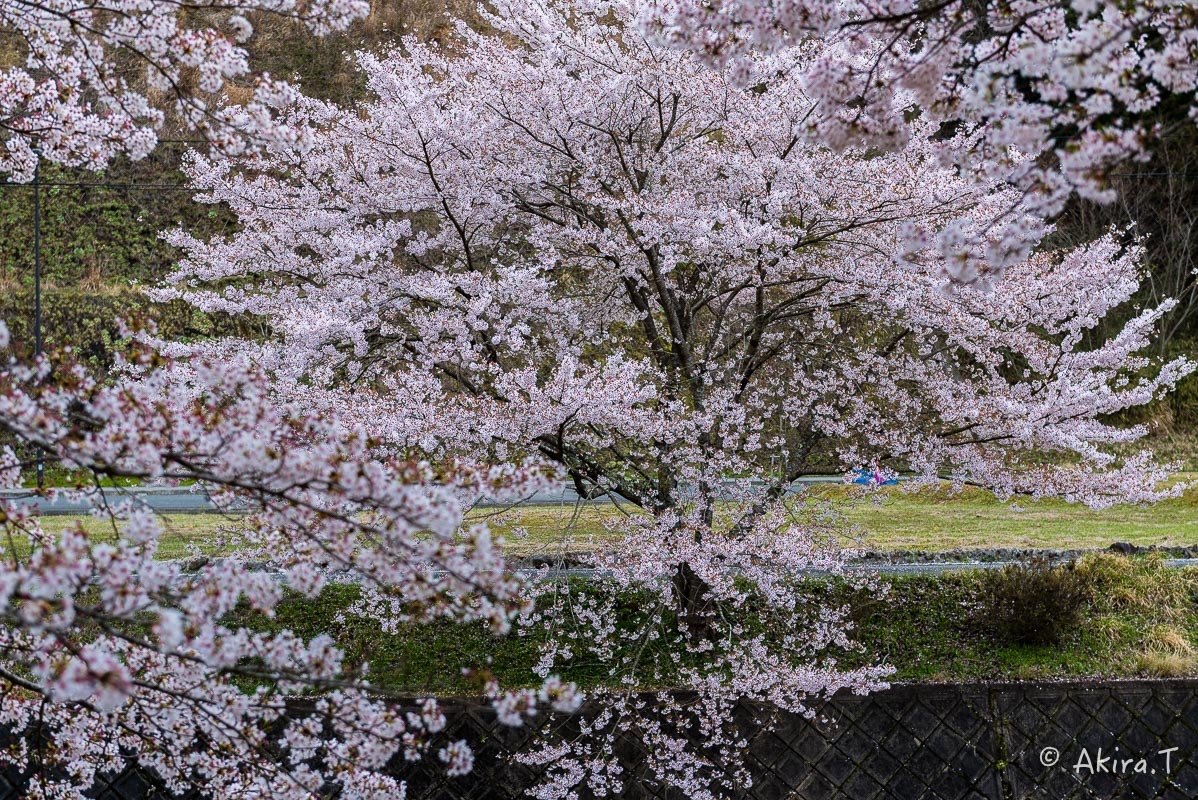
[
  {"x1": 0, "y1": 287, "x2": 262, "y2": 485},
  {"x1": 975, "y1": 558, "x2": 1090, "y2": 646}
]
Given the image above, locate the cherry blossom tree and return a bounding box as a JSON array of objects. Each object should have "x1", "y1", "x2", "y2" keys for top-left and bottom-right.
[
  {"x1": 158, "y1": 0, "x2": 1192, "y2": 793},
  {"x1": 0, "y1": 322, "x2": 581, "y2": 798},
  {"x1": 0, "y1": 0, "x2": 372, "y2": 181},
  {"x1": 639, "y1": 0, "x2": 1198, "y2": 283},
  {"x1": 0, "y1": 1, "x2": 605, "y2": 796}
]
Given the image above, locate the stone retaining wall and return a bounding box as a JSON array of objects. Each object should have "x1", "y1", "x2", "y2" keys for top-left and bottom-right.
[{"x1": 9, "y1": 680, "x2": 1198, "y2": 799}]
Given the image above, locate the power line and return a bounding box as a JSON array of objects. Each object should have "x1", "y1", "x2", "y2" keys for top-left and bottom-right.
[
  {"x1": 0, "y1": 182, "x2": 193, "y2": 190},
  {"x1": 1108, "y1": 172, "x2": 1198, "y2": 178},
  {"x1": 5, "y1": 182, "x2": 192, "y2": 189}
]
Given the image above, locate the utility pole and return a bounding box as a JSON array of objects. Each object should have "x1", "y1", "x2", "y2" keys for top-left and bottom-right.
[{"x1": 32, "y1": 148, "x2": 43, "y2": 490}]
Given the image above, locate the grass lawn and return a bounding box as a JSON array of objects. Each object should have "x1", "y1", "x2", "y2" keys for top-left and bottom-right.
[
  {"x1": 27, "y1": 514, "x2": 247, "y2": 560},
  {"x1": 477, "y1": 482, "x2": 1198, "y2": 556},
  {"x1": 19, "y1": 480, "x2": 1198, "y2": 559},
  {"x1": 830, "y1": 484, "x2": 1198, "y2": 551}
]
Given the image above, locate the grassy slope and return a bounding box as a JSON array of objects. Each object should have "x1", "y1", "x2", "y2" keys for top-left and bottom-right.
[
  {"x1": 243, "y1": 555, "x2": 1198, "y2": 695},
  {"x1": 26, "y1": 485, "x2": 1198, "y2": 691},
  {"x1": 852, "y1": 556, "x2": 1198, "y2": 683},
  {"x1": 20, "y1": 482, "x2": 1198, "y2": 693},
  {"x1": 243, "y1": 487, "x2": 1198, "y2": 693}
]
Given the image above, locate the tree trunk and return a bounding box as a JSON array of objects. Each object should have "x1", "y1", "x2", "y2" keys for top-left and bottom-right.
[{"x1": 672, "y1": 561, "x2": 717, "y2": 642}]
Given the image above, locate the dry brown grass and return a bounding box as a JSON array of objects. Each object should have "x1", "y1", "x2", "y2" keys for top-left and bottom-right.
[
  {"x1": 1136, "y1": 626, "x2": 1198, "y2": 677},
  {"x1": 1144, "y1": 625, "x2": 1195, "y2": 657},
  {"x1": 78, "y1": 256, "x2": 106, "y2": 294},
  {"x1": 1135, "y1": 652, "x2": 1193, "y2": 677}
]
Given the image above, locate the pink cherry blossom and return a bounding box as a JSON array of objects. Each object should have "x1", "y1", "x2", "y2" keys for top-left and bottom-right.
[
  {"x1": 0, "y1": 1, "x2": 371, "y2": 180},
  {"x1": 0, "y1": 331, "x2": 576, "y2": 795},
  {"x1": 638, "y1": 0, "x2": 1198, "y2": 281}
]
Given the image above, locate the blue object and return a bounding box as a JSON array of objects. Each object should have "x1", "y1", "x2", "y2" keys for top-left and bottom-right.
[{"x1": 851, "y1": 469, "x2": 898, "y2": 486}]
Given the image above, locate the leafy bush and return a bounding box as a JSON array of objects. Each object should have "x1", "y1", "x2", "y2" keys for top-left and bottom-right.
[
  {"x1": 0, "y1": 157, "x2": 229, "y2": 290},
  {"x1": 975, "y1": 558, "x2": 1091, "y2": 646}
]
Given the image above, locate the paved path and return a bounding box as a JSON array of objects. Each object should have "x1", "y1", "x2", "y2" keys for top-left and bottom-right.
[
  {"x1": 0, "y1": 477, "x2": 854, "y2": 515},
  {"x1": 0, "y1": 485, "x2": 239, "y2": 515},
  {"x1": 237, "y1": 557, "x2": 1198, "y2": 586}
]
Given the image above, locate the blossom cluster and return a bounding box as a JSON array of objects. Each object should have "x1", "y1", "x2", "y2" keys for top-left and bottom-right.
[
  {"x1": 0, "y1": 323, "x2": 576, "y2": 797},
  {"x1": 639, "y1": 0, "x2": 1198, "y2": 284},
  {"x1": 0, "y1": 0, "x2": 370, "y2": 180}
]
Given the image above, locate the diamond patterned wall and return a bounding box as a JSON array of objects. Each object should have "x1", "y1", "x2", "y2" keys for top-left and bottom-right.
[{"x1": 3, "y1": 680, "x2": 1197, "y2": 799}]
